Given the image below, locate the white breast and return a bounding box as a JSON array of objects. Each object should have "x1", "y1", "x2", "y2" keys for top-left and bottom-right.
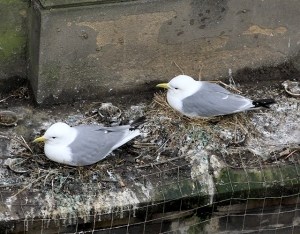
[
  {"x1": 44, "y1": 144, "x2": 73, "y2": 165},
  {"x1": 167, "y1": 93, "x2": 183, "y2": 112}
]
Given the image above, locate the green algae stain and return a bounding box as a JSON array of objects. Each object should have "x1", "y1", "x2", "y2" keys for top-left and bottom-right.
[
  {"x1": 154, "y1": 179, "x2": 204, "y2": 202},
  {"x1": 0, "y1": 31, "x2": 26, "y2": 62},
  {"x1": 1, "y1": 0, "x2": 18, "y2": 4},
  {"x1": 0, "y1": 1, "x2": 28, "y2": 62},
  {"x1": 187, "y1": 215, "x2": 205, "y2": 234},
  {"x1": 215, "y1": 165, "x2": 300, "y2": 200}
]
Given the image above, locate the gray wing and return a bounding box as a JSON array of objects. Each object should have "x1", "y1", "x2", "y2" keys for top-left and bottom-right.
[
  {"x1": 182, "y1": 82, "x2": 253, "y2": 117},
  {"x1": 68, "y1": 125, "x2": 129, "y2": 166}
]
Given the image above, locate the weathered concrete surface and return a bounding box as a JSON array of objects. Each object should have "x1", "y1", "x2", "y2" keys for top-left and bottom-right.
[
  {"x1": 28, "y1": 0, "x2": 300, "y2": 104},
  {"x1": 0, "y1": 0, "x2": 28, "y2": 88}
]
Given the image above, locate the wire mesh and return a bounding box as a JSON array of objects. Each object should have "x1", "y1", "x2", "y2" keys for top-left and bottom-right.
[{"x1": 2, "y1": 153, "x2": 300, "y2": 234}]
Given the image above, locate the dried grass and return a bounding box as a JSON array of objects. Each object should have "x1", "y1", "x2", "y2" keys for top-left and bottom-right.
[
  {"x1": 149, "y1": 92, "x2": 253, "y2": 137},
  {"x1": 131, "y1": 91, "x2": 258, "y2": 167}
]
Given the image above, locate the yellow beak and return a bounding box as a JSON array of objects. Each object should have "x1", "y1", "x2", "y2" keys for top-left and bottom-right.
[
  {"x1": 156, "y1": 83, "x2": 169, "y2": 89},
  {"x1": 33, "y1": 136, "x2": 47, "y2": 143}
]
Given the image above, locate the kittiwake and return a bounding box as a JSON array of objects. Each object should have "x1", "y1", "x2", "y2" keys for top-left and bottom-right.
[
  {"x1": 33, "y1": 116, "x2": 146, "y2": 166},
  {"x1": 156, "y1": 75, "x2": 276, "y2": 117}
]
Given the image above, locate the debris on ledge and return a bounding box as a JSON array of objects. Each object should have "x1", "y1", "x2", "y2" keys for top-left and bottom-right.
[{"x1": 0, "y1": 81, "x2": 299, "y2": 232}]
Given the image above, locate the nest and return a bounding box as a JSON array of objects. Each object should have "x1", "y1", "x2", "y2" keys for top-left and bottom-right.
[{"x1": 133, "y1": 92, "x2": 255, "y2": 161}]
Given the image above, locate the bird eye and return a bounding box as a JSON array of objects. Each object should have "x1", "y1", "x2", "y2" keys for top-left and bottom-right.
[
  {"x1": 52, "y1": 137, "x2": 56, "y2": 139},
  {"x1": 174, "y1": 87, "x2": 179, "y2": 90}
]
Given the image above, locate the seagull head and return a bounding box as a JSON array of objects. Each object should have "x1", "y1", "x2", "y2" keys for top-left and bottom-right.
[
  {"x1": 33, "y1": 122, "x2": 74, "y2": 146},
  {"x1": 157, "y1": 75, "x2": 199, "y2": 99}
]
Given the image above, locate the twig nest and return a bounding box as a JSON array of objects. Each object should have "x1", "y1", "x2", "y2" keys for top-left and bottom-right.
[
  {"x1": 98, "y1": 103, "x2": 122, "y2": 121},
  {"x1": 0, "y1": 111, "x2": 18, "y2": 126},
  {"x1": 282, "y1": 80, "x2": 300, "y2": 97}
]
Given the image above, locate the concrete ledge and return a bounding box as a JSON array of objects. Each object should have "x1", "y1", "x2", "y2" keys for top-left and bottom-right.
[
  {"x1": 29, "y1": 0, "x2": 300, "y2": 104},
  {"x1": 0, "y1": 78, "x2": 299, "y2": 233},
  {"x1": 2, "y1": 164, "x2": 300, "y2": 233}
]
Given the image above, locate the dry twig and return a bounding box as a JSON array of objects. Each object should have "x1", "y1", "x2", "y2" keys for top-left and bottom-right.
[
  {"x1": 136, "y1": 155, "x2": 188, "y2": 168},
  {"x1": 12, "y1": 174, "x2": 47, "y2": 198},
  {"x1": 285, "y1": 149, "x2": 299, "y2": 159},
  {"x1": 20, "y1": 135, "x2": 33, "y2": 153},
  {"x1": 209, "y1": 80, "x2": 243, "y2": 94},
  {"x1": 173, "y1": 62, "x2": 184, "y2": 74},
  {"x1": 0, "y1": 131, "x2": 32, "y2": 153},
  {"x1": 72, "y1": 113, "x2": 98, "y2": 126},
  {"x1": 198, "y1": 63, "x2": 204, "y2": 81}
]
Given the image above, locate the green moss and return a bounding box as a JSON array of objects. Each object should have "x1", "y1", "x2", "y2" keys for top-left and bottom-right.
[
  {"x1": 0, "y1": 0, "x2": 28, "y2": 62},
  {"x1": 187, "y1": 215, "x2": 205, "y2": 234},
  {"x1": 155, "y1": 179, "x2": 202, "y2": 201},
  {"x1": 1, "y1": 0, "x2": 21, "y2": 4},
  {"x1": 0, "y1": 30, "x2": 26, "y2": 62},
  {"x1": 215, "y1": 165, "x2": 300, "y2": 202}
]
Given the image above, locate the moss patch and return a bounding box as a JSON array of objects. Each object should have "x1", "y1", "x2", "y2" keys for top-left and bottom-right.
[
  {"x1": 215, "y1": 165, "x2": 300, "y2": 202},
  {"x1": 0, "y1": 0, "x2": 28, "y2": 63},
  {"x1": 0, "y1": 30, "x2": 27, "y2": 62},
  {"x1": 1, "y1": 0, "x2": 23, "y2": 4},
  {"x1": 154, "y1": 179, "x2": 203, "y2": 201}
]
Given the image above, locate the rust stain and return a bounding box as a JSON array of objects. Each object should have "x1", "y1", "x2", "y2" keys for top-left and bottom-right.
[{"x1": 243, "y1": 25, "x2": 287, "y2": 36}]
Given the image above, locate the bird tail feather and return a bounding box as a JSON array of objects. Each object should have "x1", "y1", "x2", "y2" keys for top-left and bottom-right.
[
  {"x1": 111, "y1": 129, "x2": 141, "y2": 151},
  {"x1": 110, "y1": 117, "x2": 146, "y2": 151},
  {"x1": 98, "y1": 116, "x2": 146, "y2": 132},
  {"x1": 130, "y1": 116, "x2": 146, "y2": 130},
  {"x1": 252, "y1": 99, "x2": 276, "y2": 108}
]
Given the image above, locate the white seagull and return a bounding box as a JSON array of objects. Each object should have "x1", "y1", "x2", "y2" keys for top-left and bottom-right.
[
  {"x1": 33, "y1": 116, "x2": 145, "y2": 166},
  {"x1": 157, "y1": 75, "x2": 275, "y2": 117}
]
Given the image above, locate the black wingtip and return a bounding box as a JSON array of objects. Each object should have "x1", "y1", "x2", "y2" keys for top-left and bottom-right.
[
  {"x1": 130, "y1": 116, "x2": 146, "y2": 130},
  {"x1": 252, "y1": 99, "x2": 276, "y2": 108}
]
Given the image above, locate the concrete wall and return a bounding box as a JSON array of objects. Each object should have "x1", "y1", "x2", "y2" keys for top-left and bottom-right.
[
  {"x1": 28, "y1": 0, "x2": 300, "y2": 104},
  {"x1": 0, "y1": 0, "x2": 28, "y2": 92},
  {"x1": 1, "y1": 0, "x2": 300, "y2": 104}
]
